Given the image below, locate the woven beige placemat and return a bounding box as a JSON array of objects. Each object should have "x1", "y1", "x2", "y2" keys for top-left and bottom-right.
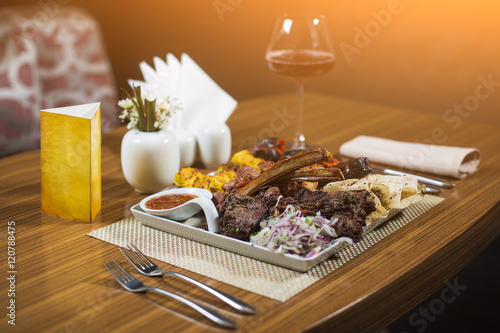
[{"x1": 88, "y1": 195, "x2": 443, "y2": 302}]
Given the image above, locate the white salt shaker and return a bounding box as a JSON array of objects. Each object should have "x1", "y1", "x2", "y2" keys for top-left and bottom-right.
[
  {"x1": 173, "y1": 129, "x2": 197, "y2": 168},
  {"x1": 196, "y1": 123, "x2": 232, "y2": 169}
]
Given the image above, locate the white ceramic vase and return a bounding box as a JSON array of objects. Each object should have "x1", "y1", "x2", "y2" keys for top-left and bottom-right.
[{"x1": 121, "y1": 129, "x2": 180, "y2": 193}]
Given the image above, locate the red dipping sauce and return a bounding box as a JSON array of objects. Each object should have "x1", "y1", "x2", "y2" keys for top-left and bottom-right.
[{"x1": 145, "y1": 193, "x2": 198, "y2": 210}]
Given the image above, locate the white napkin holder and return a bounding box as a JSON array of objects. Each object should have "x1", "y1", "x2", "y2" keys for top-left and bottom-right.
[{"x1": 128, "y1": 53, "x2": 237, "y2": 169}]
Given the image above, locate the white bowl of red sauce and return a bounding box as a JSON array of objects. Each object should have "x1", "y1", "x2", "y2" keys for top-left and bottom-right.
[{"x1": 140, "y1": 188, "x2": 220, "y2": 233}]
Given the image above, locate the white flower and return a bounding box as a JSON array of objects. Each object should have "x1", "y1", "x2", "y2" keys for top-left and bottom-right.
[
  {"x1": 118, "y1": 98, "x2": 134, "y2": 109},
  {"x1": 118, "y1": 88, "x2": 182, "y2": 132}
]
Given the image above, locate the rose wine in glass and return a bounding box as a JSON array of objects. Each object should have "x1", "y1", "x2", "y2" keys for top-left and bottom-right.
[{"x1": 266, "y1": 14, "x2": 334, "y2": 150}]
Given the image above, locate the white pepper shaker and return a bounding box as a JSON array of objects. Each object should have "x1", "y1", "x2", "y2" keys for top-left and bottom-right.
[
  {"x1": 196, "y1": 123, "x2": 232, "y2": 169},
  {"x1": 173, "y1": 129, "x2": 197, "y2": 168}
]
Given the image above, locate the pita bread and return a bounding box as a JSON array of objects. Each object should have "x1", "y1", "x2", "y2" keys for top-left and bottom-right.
[
  {"x1": 366, "y1": 174, "x2": 422, "y2": 209},
  {"x1": 323, "y1": 174, "x2": 423, "y2": 225}
]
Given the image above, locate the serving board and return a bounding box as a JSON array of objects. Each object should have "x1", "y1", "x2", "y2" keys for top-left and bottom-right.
[{"x1": 131, "y1": 204, "x2": 402, "y2": 272}]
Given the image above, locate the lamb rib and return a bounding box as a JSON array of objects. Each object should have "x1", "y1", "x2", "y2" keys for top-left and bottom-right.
[
  {"x1": 272, "y1": 167, "x2": 344, "y2": 183},
  {"x1": 237, "y1": 148, "x2": 333, "y2": 196}
]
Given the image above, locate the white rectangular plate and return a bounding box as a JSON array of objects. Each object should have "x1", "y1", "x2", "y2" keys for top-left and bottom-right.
[{"x1": 131, "y1": 204, "x2": 401, "y2": 272}]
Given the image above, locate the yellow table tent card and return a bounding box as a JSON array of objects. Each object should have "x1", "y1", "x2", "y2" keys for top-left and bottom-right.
[{"x1": 40, "y1": 102, "x2": 101, "y2": 223}]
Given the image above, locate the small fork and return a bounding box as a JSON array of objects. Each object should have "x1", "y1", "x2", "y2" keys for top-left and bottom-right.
[
  {"x1": 120, "y1": 245, "x2": 256, "y2": 315},
  {"x1": 104, "y1": 260, "x2": 236, "y2": 329}
]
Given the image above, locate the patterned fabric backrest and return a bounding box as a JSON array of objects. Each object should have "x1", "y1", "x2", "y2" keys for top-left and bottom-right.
[{"x1": 0, "y1": 5, "x2": 119, "y2": 157}]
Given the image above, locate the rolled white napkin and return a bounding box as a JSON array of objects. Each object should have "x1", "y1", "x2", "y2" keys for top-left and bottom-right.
[{"x1": 339, "y1": 135, "x2": 480, "y2": 179}]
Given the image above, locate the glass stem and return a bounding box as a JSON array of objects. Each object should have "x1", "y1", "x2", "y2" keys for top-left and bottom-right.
[{"x1": 295, "y1": 79, "x2": 306, "y2": 149}]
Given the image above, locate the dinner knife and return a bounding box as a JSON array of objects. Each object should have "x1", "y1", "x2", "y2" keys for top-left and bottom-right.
[{"x1": 372, "y1": 167, "x2": 455, "y2": 189}]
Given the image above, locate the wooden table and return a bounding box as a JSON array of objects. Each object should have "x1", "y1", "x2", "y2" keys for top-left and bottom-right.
[{"x1": 1, "y1": 93, "x2": 500, "y2": 332}]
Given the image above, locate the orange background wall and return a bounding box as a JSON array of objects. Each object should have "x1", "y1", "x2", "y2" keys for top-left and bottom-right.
[{"x1": 3, "y1": 0, "x2": 500, "y2": 127}]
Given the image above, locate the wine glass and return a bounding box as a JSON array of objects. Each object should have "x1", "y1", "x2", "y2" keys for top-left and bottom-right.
[{"x1": 266, "y1": 14, "x2": 334, "y2": 150}]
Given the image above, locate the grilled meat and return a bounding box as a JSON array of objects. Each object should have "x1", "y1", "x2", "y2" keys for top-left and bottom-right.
[
  {"x1": 216, "y1": 181, "x2": 376, "y2": 242},
  {"x1": 333, "y1": 215, "x2": 365, "y2": 240},
  {"x1": 336, "y1": 157, "x2": 372, "y2": 179},
  {"x1": 221, "y1": 164, "x2": 260, "y2": 192},
  {"x1": 252, "y1": 137, "x2": 286, "y2": 161},
  {"x1": 215, "y1": 192, "x2": 269, "y2": 240},
  {"x1": 279, "y1": 181, "x2": 376, "y2": 222},
  {"x1": 212, "y1": 147, "x2": 376, "y2": 242}
]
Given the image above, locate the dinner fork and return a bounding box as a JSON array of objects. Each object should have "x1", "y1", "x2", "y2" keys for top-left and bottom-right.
[
  {"x1": 104, "y1": 260, "x2": 236, "y2": 329},
  {"x1": 120, "y1": 245, "x2": 256, "y2": 315}
]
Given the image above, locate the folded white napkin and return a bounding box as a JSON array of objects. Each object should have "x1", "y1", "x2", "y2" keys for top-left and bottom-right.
[
  {"x1": 128, "y1": 53, "x2": 237, "y2": 133},
  {"x1": 339, "y1": 135, "x2": 480, "y2": 179}
]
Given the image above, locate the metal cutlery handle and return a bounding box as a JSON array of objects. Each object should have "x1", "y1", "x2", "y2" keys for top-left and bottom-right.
[
  {"x1": 165, "y1": 271, "x2": 256, "y2": 315},
  {"x1": 147, "y1": 285, "x2": 236, "y2": 329},
  {"x1": 373, "y1": 167, "x2": 455, "y2": 189},
  {"x1": 422, "y1": 185, "x2": 442, "y2": 195}
]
